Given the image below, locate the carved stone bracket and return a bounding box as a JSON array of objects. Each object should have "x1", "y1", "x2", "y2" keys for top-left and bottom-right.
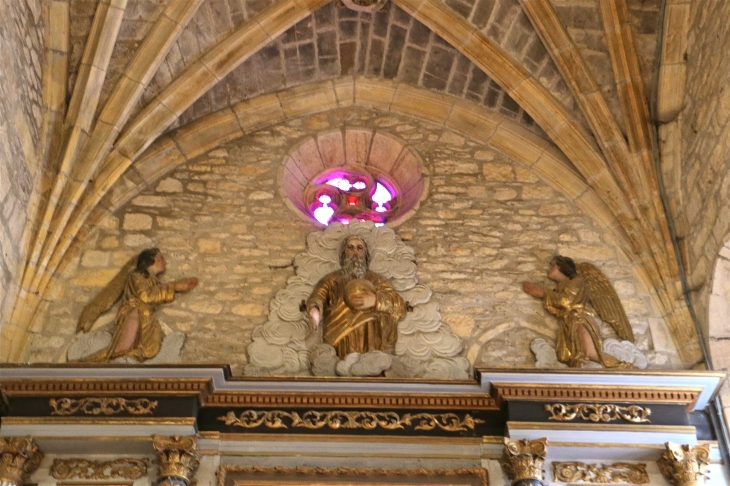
[
  {"x1": 658, "y1": 442, "x2": 710, "y2": 486},
  {"x1": 152, "y1": 435, "x2": 200, "y2": 486},
  {"x1": 553, "y1": 462, "x2": 649, "y2": 484},
  {"x1": 545, "y1": 403, "x2": 651, "y2": 423},
  {"x1": 217, "y1": 410, "x2": 484, "y2": 432},
  {"x1": 0, "y1": 437, "x2": 43, "y2": 486},
  {"x1": 500, "y1": 438, "x2": 547, "y2": 486}
]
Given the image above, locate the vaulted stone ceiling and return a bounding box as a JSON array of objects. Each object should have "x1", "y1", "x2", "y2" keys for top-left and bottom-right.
[{"x1": 4, "y1": 0, "x2": 701, "y2": 366}]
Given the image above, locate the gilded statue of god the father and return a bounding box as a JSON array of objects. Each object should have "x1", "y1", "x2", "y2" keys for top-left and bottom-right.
[{"x1": 306, "y1": 236, "x2": 407, "y2": 358}]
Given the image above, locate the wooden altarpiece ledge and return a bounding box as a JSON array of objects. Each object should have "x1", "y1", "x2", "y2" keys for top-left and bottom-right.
[{"x1": 0, "y1": 365, "x2": 724, "y2": 461}]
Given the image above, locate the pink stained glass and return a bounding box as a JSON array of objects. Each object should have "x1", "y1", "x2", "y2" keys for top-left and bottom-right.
[
  {"x1": 309, "y1": 170, "x2": 397, "y2": 226},
  {"x1": 313, "y1": 203, "x2": 334, "y2": 225}
]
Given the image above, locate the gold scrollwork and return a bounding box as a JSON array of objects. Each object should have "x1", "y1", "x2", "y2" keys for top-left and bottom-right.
[
  {"x1": 49, "y1": 398, "x2": 158, "y2": 416},
  {"x1": 217, "y1": 410, "x2": 484, "y2": 432},
  {"x1": 553, "y1": 462, "x2": 650, "y2": 484},
  {"x1": 217, "y1": 465, "x2": 488, "y2": 486},
  {"x1": 51, "y1": 459, "x2": 148, "y2": 480},
  {"x1": 545, "y1": 403, "x2": 651, "y2": 423}
]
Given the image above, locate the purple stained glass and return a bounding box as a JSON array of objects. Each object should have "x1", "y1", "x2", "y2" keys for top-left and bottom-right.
[{"x1": 309, "y1": 171, "x2": 397, "y2": 226}]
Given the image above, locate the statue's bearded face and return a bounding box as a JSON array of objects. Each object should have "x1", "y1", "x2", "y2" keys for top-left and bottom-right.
[{"x1": 342, "y1": 237, "x2": 367, "y2": 280}]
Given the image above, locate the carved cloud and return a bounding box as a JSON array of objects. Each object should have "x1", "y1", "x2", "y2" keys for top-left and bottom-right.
[{"x1": 245, "y1": 221, "x2": 468, "y2": 379}]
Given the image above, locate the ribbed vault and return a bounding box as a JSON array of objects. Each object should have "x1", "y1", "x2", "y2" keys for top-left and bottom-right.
[{"x1": 0, "y1": 0, "x2": 700, "y2": 366}]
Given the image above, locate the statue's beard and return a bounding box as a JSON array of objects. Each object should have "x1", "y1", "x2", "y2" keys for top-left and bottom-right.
[{"x1": 342, "y1": 255, "x2": 367, "y2": 280}]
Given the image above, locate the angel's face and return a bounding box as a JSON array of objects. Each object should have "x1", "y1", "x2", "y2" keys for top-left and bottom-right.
[
  {"x1": 548, "y1": 264, "x2": 567, "y2": 282},
  {"x1": 149, "y1": 252, "x2": 166, "y2": 276}
]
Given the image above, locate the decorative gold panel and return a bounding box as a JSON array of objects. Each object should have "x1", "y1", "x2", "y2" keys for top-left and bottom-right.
[
  {"x1": 553, "y1": 462, "x2": 649, "y2": 484},
  {"x1": 51, "y1": 459, "x2": 148, "y2": 480},
  {"x1": 218, "y1": 465, "x2": 487, "y2": 486},
  {"x1": 545, "y1": 403, "x2": 651, "y2": 423},
  {"x1": 50, "y1": 398, "x2": 158, "y2": 415},
  {"x1": 218, "y1": 410, "x2": 484, "y2": 432}
]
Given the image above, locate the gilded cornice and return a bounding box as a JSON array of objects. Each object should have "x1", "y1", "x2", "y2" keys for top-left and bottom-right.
[
  {"x1": 0, "y1": 378, "x2": 211, "y2": 401},
  {"x1": 491, "y1": 383, "x2": 701, "y2": 408},
  {"x1": 206, "y1": 392, "x2": 497, "y2": 410}
]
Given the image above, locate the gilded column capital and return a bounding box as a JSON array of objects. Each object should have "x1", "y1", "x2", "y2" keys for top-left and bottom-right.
[
  {"x1": 0, "y1": 437, "x2": 43, "y2": 486},
  {"x1": 499, "y1": 438, "x2": 547, "y2": 486},
  {"x1": 152, "y1": 435, "x2": 200, "y2": 486},
  {"x1": 658, "y1": 442, "x2": 710, "y2": 486}
]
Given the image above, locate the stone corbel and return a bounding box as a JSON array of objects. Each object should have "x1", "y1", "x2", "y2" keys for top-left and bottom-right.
[
  {"x1": 0, "y1": 437, "x2": 43, "y2": 486},
  {"x1": 152, "y1": 435, "x2": 200, "y2": 486},
  {"x1": 658, "y1": 442, "x2": 710, "y2": 486},
  {"x1": 499, "y1": 438, "x2": 547, "y2": 486}
]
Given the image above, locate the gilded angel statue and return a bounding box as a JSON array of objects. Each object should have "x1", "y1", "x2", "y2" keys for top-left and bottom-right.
[
  {"x1": 74, "y1": 248, "x2": 198, "y2": 363},
  {"x1": 522, "y1": 255, "x2": 634, "y2": 369}
]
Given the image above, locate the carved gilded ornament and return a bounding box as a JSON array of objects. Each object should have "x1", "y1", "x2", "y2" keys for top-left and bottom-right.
[
  {"x1": 658, "y1": 442, "x2": 710, "y2": 485},
  {"x1": 0, "y1": 438, "x2": 43, "y2": 486},
  {"x1": 545, "y1": 403, "x2": 651, "y2": 423},
  {"x1": 553, "y1": 462, "x2": 649, "y2": 484},
  {"x1": 500, "y1": 438, "x2": 547, "y2": 482},
  {"x1": 217, "y1": 465, "x2": 488, "y2": 486},
  {"x1": 50, "y1": 397, "x2": 158, "y2": 415},
  {"x1": 218, "y1": 410, "x2": 483, "y2": 432},
  {"x1": 51, "y1": 459, "x2": 148, "y2": 480},
  {"x1": 152, "y1": 435, "x2": 200, "y2": 482}
]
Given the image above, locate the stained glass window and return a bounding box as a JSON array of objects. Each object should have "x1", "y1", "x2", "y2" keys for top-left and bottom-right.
[{"x1": 306, "y1": 168, "x2": 396, "y2": 226}]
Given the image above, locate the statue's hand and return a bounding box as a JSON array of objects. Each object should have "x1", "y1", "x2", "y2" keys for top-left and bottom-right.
[
  {"x1": 308, "y1": 307, "x2": 321, "y2": 330},
  {"x1": 175, "y1": 277, "x2": 198, "y2": 292},
  {"x1": 349, "y1": 291, "x2": 377, "y2": 310},
  {"x1": 522, "y1": 281, "x2": 545, "y2": 299}
]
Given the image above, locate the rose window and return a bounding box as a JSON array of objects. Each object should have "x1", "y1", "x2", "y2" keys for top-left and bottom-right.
[
  {"x1": 281, "y1": 128, "x2": 427, "y2": 227},
  {"x1": 308, "y1": 168, "x2": 395, "y2": 226}
]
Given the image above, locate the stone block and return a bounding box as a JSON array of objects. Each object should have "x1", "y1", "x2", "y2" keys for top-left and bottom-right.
[
  {"x1": 482, "y1": 162, "x2": 514, "y2": 181},
  {"x1": 81, "y1": 250, "x2": 110, "y2": 268},
  {"x1": 156, "y1": 178, "x2": 183, "y2": 193},
  {"x1": 198, "y1": 239, "x2": 222, "y2": 253},
  {"x1": 123, "y1": 213, "x2": 153, "y2": 230},
  {"x1": 232, "y1": 303, "x2": 265, "y2": 316}
]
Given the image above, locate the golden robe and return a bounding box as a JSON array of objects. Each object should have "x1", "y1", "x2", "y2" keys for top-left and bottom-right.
[
  {"x1": 544, "y1": 276, "x2": 629, "y2": 368},
  {"x1": 81, "y1": 272, "x2": 175, "y2": 362},
  {"x1": 306, "y1": 270, "x2": 406, "y2": 357}
]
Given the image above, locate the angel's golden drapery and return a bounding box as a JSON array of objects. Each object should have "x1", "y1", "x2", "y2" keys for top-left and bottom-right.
[
  {"x1": 544, "y1": 272, "x2": 632, "y2": 369},
  {"x1": 80, "y1": 272, "x2": 175, "y2": 362},
  {"x1": 306, "y1": 270, "x2": 406, "y2": 358}
]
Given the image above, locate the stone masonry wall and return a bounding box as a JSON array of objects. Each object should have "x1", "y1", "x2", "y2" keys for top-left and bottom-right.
[
  {"x1": 681, "y1": 1, "x2": 730, "y2": 357},
  {"x1": 0, "y1": 0, "x2": 44, "y2": 323},
  {"x1": 681, "y1": 1, "x2": 730, "y2": 421},
  {"x1": 25, "y1": 107, "x2": 674, "y2": 371}
]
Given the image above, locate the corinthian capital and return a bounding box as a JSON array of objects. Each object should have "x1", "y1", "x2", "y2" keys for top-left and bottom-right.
[
  {"x1": 499, "y1": 438, "x2": 547, "y2": 486},
  {"x1": 152, "y1": 435, "x2": 200, "y2": 486},
  {"x1": 658, "y1": 442, "x2": 710, "y2": 486},
  {"x1": 0, "y1": 437, "x2": 43, "y2": 486}
]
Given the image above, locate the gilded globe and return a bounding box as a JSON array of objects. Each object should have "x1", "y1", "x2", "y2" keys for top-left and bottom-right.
[{"x1": 343, "y1": 279, "x2": 375, "y2": 310}]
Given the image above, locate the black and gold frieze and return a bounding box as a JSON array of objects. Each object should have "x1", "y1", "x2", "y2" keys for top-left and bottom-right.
[
  {"x1": 3, "y1": 395, "x2": 197, "y2": 419},
  {"x1": 200, "y1": 407, "x2": 504, "y2": 437}
]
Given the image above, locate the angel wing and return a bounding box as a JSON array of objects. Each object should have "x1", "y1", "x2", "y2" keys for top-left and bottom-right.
[
  {"x1": 577, "y1": 262, "x2": 634, "y2": 342},
  {"x1": 76, "y1": 255, "x2": 137, "y2": 333}
]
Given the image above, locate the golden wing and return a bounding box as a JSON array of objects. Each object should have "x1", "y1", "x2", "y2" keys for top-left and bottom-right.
[
  {"x1": 76, "y1": 256, "x2": 136, "y2": 332},
  {"x1": 577, "y1": 262, "x2": 634, "y2": 342}
]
